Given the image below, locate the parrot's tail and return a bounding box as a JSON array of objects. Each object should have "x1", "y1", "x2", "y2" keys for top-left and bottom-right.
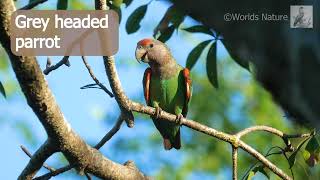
[
  {"x1": 172, "y1": 129, "x2": 181, "y2": 150},
  {"x1": 163, "y1": 129, "x2": 181, "y2": 150},
  {"x1": 163, "y1": 138, "x2": 172, "y2": 150}
]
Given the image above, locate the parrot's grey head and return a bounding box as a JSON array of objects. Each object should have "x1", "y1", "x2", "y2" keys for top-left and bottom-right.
[{"x1": 135, "y1": 38, "x2": 171, "y2": 65}]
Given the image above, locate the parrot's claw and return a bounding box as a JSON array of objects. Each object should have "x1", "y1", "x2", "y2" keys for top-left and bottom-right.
[
  {"x1": 175, "y1": 114, "x2": 184, "y2": 125},
  {"x1": 153, "y1": 107, "x2": 162, "y2": 119}
]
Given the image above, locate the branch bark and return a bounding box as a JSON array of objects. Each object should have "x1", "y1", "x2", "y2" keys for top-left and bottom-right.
[
  {"x1": 232, "y1": 146, "x2": 238, "y2": 180},
  {"x1": 20, "y1": 145, "x2": 56, "y2": 172},
  {"x1": 43, "y1": 56, "x2": 70, "y2": 75},
  {"x1": 0, "y1": 1, "x2": 148, "y2": 179},
  {"x1": 19, "y1": 140, "x2": 57, "y2": 180}
]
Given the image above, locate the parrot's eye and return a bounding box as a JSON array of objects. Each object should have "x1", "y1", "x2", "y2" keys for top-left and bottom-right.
[
  {"x1": 149, "y1": 44, "x2": 154, "y2": 48},
  {"x1": 138, "y1": 45, "x2": 143, "y2": 49}
]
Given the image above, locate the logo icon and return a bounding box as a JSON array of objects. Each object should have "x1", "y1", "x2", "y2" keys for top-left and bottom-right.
[{"x1": 290, "y1": 6, "x2": 313, "y2": 28}]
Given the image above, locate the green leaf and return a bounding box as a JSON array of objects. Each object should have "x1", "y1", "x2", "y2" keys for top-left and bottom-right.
[
  {"x1": 57, "y1": 0, "x2": 68, "y2": 10},
  {"x1": 246, "y1": 171, "x2": 255, "y2": 180},
  {"x1": 157, "y1": 25, "x2": 175, "y2": 43},
  {"x1": 69, "y1": 0, "x2": 88, "y2": 10},
  {"x1": 288, "y1": 137, "x2": 311, "y2": 168},
  {"x1": 221, "y1": 39, "x2": 250, "y2": 71},
  {"x1": 112, "y1": 0, "x2": 123, "y2": 8},
  {"x1": 186, "y1": 40, "x2": 212, "y2": 70},
  {"x1": 125, "y1": 5, "x2": 148, "y2": 34},
  {"x1": 167, "y1": 5, "x2": 185, "y2": 28},
  {"x1": 183, "y1": 25, "x2": 214, "y2": 36},
  {"x1": 306, "y1": 136, "x2": 320, "y2": 152},
  {"x1": 123, "y1": 0, "x2": 133, "y2": 7},
  {"x1": 153, "y1": 5, "x2": 185, "y2": 38},
  {"x1": 303, "y1": 136, "x2": 320, "y2": 167},
  {"x1": 0, "y1": 81, "x2": 6, "y2": 98},
  {"x1": 206, "y1": 42, "x2": 218, "y2": 88},
  {"x1": 245, "y1": 165, "x2": 269, "y2": 180}
]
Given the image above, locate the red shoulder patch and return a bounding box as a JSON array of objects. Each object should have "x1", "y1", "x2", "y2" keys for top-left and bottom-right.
[
  {"x1": 143, "y1": 68, "x2": 152, "y2": 104},
  {"x1": 138, "y1": 38, "x2": 153, "y2": 46},
  {"x1": 182, "y1": 68, "x2": 192, "y2": 103}
]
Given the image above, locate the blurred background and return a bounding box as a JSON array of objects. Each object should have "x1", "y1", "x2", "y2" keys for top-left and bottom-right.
[{"x1": 0, "y1": 0, "x2": 319, "y2": 179}]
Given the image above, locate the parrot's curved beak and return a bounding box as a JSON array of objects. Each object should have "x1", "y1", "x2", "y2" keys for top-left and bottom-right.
[{"x1": 135, "y1": 47, "x2": 148, "y2": 63}]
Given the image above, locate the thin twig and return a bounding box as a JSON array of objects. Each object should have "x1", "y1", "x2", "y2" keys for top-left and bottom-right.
[
  {"x1": 18, "y1": 140, "x2": 57, "y2": 179},
  {"x1": 232, "y1": 146, "x2": 238, "y2": 180},
  {"x1": 19, "y1": 0, "x2": 48, "y2": 10},
  {"x1": 85, "y1": 172, "x2": 92, "y2": 180},
  {"x1": 95, "y1": 114, "x2": 124, "y2": 149},
  {"x1": 236, "y1": 126, "x2": 311, "y2": 139},
  {"x1": 33, "y1": 165, "x2": 73, "y2": 180},
  {"x1": 35, "y1": 115, "x2": 124, "y2": 179},
  {"x1": 43, "y1": 56, "x2": 70, "y2": 75},
  {"x1": 20, "y1": 145, "x2": 55, "y2": 172},
  {"x1": 236, "y1": 125, "x2": 285, "y2": 138},
  {"x1": 81, "y1": 56, "x2": 114, "y2": 97},
  {"x1": 235, "y1": 125, "x2": 311, "y2": 152}
]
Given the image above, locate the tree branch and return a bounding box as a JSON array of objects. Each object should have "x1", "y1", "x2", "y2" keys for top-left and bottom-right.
[
  {"x1": 236, "y1": 125, "x2": 310, "y2": 140},
  {"x1": 81, "y1": 56, "x2": 114, "y2": 98},
  {"x1": 103, "y1": 56, "x2": 135, "y2": 128},
  {"x1": 94, "y1": 0, "x2": 135, "y2": 128},
  {"x1": 43, "y1": 56, "x2": 70, "y2": 75},
  {"x1": 20, "y1": 145, "x2": 56, "y2": 172},
  {"x1": 94, "y1": 114, "x2": 124, "y2": 149},
  {"x1": 232, "y1": 146, "x2": 238, "y2": 180},
  {"x1": 33, "y1": 114, "x2": 125, "y2": 179},
  {"x1": 0, "y1": 1, "x2": 148, "y2": 179},
  {"x1": 236, "y1": 125, "x2": 311, "y2": 152},
  {"x1": 19, "y1": 0, "x2": 48, "y2": 10},
  {"x1": 33, "y1": 165, "x2": 73, "y2": 180},
  {"x1": 19, "y1": 140, "x2": 57, "y2": 180}
]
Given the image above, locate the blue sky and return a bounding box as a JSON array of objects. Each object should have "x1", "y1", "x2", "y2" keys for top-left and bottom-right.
[{"x1": 0, "y1": 0, "x2": 232, "y2": 179}]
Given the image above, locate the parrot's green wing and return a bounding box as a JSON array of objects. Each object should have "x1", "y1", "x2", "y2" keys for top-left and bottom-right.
[{"x1": 142, "y1": 67, "x2": 192, "y2": 150}]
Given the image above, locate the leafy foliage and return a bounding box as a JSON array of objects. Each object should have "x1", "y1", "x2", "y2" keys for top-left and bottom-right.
[
  {"x1": 154, "y1": 5, "x2": 185, "y2": 42},
  {"x1": 166, "y1": 6, "x2": 185, "y2": 28},
  {"x1": 289, "y1": 136, "x2": 312, "y2": 168},
  {"x1": 245, "y1": 165, "x2": 269, "y2": 180},
  {"x1": 157, "y1": 25, "x2": 175, "y2": 43},
  {"x1": 111, "y1": 0, "x2": 123, "y2": 8},
  {"x1": 183, "y1": 25, "x2": 214, "y2": 36},
  {"x1": 57, "y1": 0, "x2": 68, "y2": 10},
  {"x1": 303, "y1": 135, "x2": 320, "y2": 167},
  {"x1": 125, "y1": 4, "x2": 148, "y2": 34},
  {"x1": 206, "y1": 42, "x2": 218, "y2": 88},
  {"x1": 186, "y1": 40, "x2": 212, "y2": 70},
  {"x1": 123, "y1": 0, "x2": 133, "y2": 7},
  {"x1": 221, "y1": 39, "x2": 250, "y2": 71},
  {"x1": 69, "y1": 0, "x2": 89, "y2": 10},
  {"x1": 0, "y1": 81, "x2": 5, "y2": 98}
]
